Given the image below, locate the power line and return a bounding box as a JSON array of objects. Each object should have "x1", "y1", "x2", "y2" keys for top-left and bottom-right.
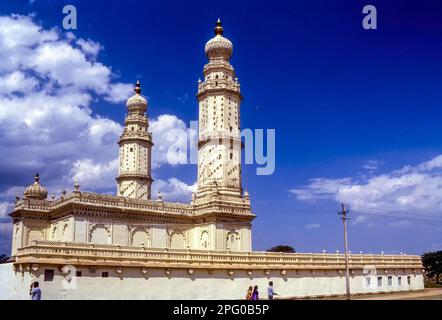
[{"x1": 351, "y1": 211, "x2": 442, "y2": 225}]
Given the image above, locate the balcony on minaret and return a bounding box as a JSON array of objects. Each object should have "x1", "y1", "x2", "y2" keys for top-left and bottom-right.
[{"x1": 197, "y1": 78, "x2": 241, "y2": 97}]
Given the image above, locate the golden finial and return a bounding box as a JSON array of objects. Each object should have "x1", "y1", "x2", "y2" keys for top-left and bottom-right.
[
  {"x1": 34, "y1": 173, "x2": 40, "y2": 183},
  {"x1": 214, "y1": 18, "x2": 224, "y2": 36},
  {"x1": 134, "y1": 80, "x2": 141, "y2": 94}
]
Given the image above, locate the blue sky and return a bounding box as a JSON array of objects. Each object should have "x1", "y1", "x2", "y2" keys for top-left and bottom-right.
[{"x1": 1, "y1": 0, "x2": 442, "y2": 255}]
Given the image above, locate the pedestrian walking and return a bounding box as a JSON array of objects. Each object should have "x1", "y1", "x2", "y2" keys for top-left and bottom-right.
[
  {"x1": 252, "y1": 285, "x2": 259, "y2": 300},
  {"x1": 246, "y1": 286, "x2": 253, "y2": 300},
  {"x1": 267, "y1": 281, "x2": 278, "y2": 300},
  {"x1": 30, "y1": 281, "x2": 41, "y2": 300}
]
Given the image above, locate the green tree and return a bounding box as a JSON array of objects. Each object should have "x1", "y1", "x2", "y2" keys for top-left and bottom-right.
[
  {"x1": 267, "y1": 245, "x2": 296, "y2": 253},
  {"x1": 422, "y1": 251, "x2": 442, "y2": 284}
]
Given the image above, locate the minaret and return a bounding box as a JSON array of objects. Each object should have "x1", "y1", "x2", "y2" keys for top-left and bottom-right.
[
  {"x1": 116, "y1": 81, "x2": 153, "y2": 199},
  {"x1": 196, "y1": 19, "x2": 243, "y2": 200}
]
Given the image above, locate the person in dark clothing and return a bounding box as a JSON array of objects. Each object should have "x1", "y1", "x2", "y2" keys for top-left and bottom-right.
[{"x1": 251, "y1": 285, "x2": 259, "y2": 300}]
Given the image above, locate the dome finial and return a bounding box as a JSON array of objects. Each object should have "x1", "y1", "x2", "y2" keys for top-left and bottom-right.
[
  {"x1": 134, "y1": 80, "x2": 141, "y2": 95},
  {"x1": 35, "y1": 173, "x2": 40, "y2": 182},
  {"x1": 214, "y1": 18, "x2": 223, "y2": 36}
]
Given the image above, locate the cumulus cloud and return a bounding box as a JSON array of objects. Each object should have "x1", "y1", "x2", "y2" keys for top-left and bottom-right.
[
  {"x1": 70, "y1": 158, "x2": 119, "y2": 191},
  {"x1": 150, "y1": 114, "x2": 197, "y2": 168},
  {"x1": 152, "y1": 178, "x2": 197, "y2": 202},
  {"x1": 290, "y1": 154, "x2": 442, "y2": 220},
  {"x1": 105, "y1": 82, "x2": 134, "y2": 103},
  {"x1": 76, "y1": 38, "x2": 104, "y2": 57},
  {"x1": 0, "y1": 202, "x2": 10, "y2": 217},
  {"x1": 0, "y1": 14, "x2": 131, "y2": 195},
  {"x1": 0, "y1": 222, "x2": 12, "y2": 254},
  {"x1": 0, "y1": 71, "x2": 38, "y2": 94},
  {"x1": 0, "y1": 14, "x2": 196, "y2": 201},
  {"x1": 0, "y1": 13, "x2": 200, "y2": 253}
]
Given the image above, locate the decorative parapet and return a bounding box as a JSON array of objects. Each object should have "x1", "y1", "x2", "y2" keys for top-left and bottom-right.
[
  {"x1": 197, "y1": 80, "x2": 241, "y2": 97},
  {"x1": 13, "y1": 192, "x2": 193, "y2": 216},
  {"x1": 15, "y1": 241, "x2": 423, "y2": 271},
  {"x1": 11, "y1": 191, "x2": 254, "y2": 222}
]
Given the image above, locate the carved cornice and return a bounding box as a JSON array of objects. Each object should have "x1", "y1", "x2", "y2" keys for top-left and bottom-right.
[{"x1": 10, "y1": 191, "x2": 255, "y2": 225}]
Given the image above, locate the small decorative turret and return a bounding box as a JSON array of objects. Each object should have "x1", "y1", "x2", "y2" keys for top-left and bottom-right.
[
  {"x1": 23, "y1": 173, "x2": 48, "y2": 200},
  {"x1": 74, "y1": 181, "x2": 80, "y2": 193},
  {"x1": 244, "y1": 191, "x2": 250, "y2": 202}
]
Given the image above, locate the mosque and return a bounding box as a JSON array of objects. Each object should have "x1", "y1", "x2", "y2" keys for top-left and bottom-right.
[{"x1": 0, "y1": 20, "x2": 424, "y2": 300}]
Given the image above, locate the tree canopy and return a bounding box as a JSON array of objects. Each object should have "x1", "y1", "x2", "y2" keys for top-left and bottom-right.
[
  {"x1": 422, "y1": 251, "x2": 442, "y2": 284},
  {"x1": 267, "y1": 245, "x2": 296, "y2": 253}
]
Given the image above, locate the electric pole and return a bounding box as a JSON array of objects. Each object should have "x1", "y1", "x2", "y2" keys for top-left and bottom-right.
[{"x1": 338, "y1": 203, "x2": 351, "y2": 300}]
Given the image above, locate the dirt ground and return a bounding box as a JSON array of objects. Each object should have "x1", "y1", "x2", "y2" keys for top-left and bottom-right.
[{"x1": 354, "y1": 288, "x2": 442, "y2": 300}]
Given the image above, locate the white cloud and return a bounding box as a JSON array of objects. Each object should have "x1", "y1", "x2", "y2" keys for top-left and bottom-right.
[
  {"x1": 152, "y1": 178, "x2": 197, "y2": 202},
  {"x1": 305, "y1": 223, "x2": 320, "y2": 229},
  {"x1": 361, "y1": 160, "x2": 380, "y2": 171},
  {"x1": 0, "y1": 71, "x2": 38, "y2": 94},
  {"x1": 290, "y1": 178, "x2": 352, "y2": 202},
  {"x1": 352, "y1": 215, "x2": 368, "y2": 225},
  {"x1": 0, "y1": 13, "x2": 197, "y2": 205},
  {"x1": 70, "y1": 158, "x2": 119, "y2": 191},
  {"x1": 105, "y1": 83, "x2": 134, "y2": 103},
  {"x1": 76, "y1": 38, "x2": 103, "y2": 57},
  {"x1": 0, "y1": 222, "x2": 12, "y2": 236},
  {"x1": 0, "y1": 221, "x2": 12, "y2": 254},
  {"x1": 150, "y1": 114, "x2": 196, "y2": 168},
  {"x1": 0, "y1": 202, "x2": 10, "y2": 217},
  {"x1": 0, "y1": 13, "x2": 201, "y2": 254},
  {"x1": 291, "y1": 154, "x2": 442, "y2": 220},
  {"x1": 0, "y1": 14, "x2": 131, "y2": 196}
]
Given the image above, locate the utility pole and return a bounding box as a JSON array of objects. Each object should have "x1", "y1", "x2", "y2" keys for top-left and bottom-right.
[{"x1": 338, "y1": 203, "x2": 351, "y2": 300}]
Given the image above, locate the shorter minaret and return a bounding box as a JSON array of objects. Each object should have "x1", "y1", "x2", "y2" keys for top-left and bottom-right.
[{"x1": 116, "y1": 81, "x2": 153, "y2": 199}]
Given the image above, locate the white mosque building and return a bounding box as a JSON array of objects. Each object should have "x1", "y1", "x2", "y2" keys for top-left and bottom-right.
[{"x1": 0, "y1": 20, "x2": 424, "y2": 300}]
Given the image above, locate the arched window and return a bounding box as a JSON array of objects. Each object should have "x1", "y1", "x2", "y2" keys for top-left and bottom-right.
[{"x1": 226, "y1": 230, "x2": 240, "y2": 251}]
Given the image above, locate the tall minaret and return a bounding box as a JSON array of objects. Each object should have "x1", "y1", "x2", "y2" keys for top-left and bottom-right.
[
  {"x1": 196, "y1": 19, "x2": 243, "y2": 200},
  {"x1": 116, "y1": 81, "x2": 153, "y2": 199}
]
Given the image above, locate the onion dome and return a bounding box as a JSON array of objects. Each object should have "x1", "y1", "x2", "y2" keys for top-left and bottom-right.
[
  {"x1": 126, "y1": 80, "x2": 147, "y2": 113},
  {"x1": 205, "y1": 19, "x2": 233, "y2": 60},
  {"x1": 24, "y1": 173, "x2": 48, "y2": 200}
]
